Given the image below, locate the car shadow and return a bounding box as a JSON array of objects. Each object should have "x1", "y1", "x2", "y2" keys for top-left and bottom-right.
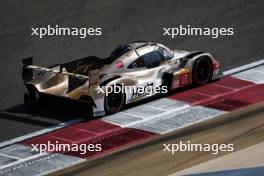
[{"x1": 0, "y1": 96, "x2": 94, "y2": 128}]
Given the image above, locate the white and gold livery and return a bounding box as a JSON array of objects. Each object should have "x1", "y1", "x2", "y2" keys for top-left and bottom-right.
[{"x1": 22, "y1": 41, "x2": 220, "y2": 116}]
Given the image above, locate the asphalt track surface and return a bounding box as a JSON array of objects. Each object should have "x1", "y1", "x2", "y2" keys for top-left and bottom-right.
[
  {"x1": 51, "y1": 102, "x2": 264, "y2": 176},
  {"x1": 0, "y1": 0, "x2": 263, "y2": 142}
]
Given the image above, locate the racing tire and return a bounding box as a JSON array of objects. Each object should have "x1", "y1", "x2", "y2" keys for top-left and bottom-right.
[
  {"x1": 192, "y1": 57, "x2": 213, "y2": 85},
  {"x1": 104, "y1": 84, "x2": 125, "y2": 115},
  {"x1": 24, "y1": 88, "x2": 40, "y2": 106}
]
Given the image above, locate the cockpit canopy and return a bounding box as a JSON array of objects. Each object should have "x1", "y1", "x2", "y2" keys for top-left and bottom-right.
[{"x1": 110, "y1": 43, "x2": 132, "y2": 60}]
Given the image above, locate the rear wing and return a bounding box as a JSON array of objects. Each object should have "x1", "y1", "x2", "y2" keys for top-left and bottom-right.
[
  {"x1": 22, "y1": 57, "x2": 100, "y2": 90},
  {"x1": 22, "y1": 57, "x2": 89, "y2": 81}
]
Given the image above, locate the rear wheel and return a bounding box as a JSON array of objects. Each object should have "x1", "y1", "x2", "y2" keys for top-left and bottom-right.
[
  {"x1": 192, "y1": 57, "x2": 213, "y2": 85},
  {"x1": 104, "y1": 85, "x2": 125, "y2": 115},
  {"x1": 24, "y1": 87, "x2": 40, "y2": 106}
]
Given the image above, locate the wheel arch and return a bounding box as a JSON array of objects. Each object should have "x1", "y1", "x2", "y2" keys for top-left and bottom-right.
[{"x1": 186, "y1": 52, "x2": 214, "y2": 68}]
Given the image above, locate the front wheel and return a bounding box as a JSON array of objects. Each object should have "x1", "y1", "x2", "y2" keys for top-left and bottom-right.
[
  {"x1": 192, "y1": 57, "x2": 213, "y2": 85},
  {"x1": 104, "y1": 85, "x2": 125, "y2": 115}
]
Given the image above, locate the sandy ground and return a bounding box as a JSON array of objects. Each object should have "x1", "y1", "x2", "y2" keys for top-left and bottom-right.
[
  {"x1": 51, "y1": 103, "x2": 264, "y2": 176},
  {"x1": 172, "y1": 142, "x2": 264, "y2": 175}
]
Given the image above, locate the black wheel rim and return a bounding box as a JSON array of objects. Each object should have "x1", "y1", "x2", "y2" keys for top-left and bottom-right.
[
  {"x1": 106, "y1": 92, "x2": 123, "y2": 113},
  {"x1": 194, "y1": 58, "x2": 212, "y2": 84}
]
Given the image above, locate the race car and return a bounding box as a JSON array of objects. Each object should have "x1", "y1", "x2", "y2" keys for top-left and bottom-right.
[{"x1": 22, "y1": 41, "x2": 220, "y2": 116}]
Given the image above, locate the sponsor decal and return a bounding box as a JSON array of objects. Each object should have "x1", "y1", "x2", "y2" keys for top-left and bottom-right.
[
  {"x1": 132, "y1": 83, "x2": 154, "y2": 99},
  {"x1": 172, "y1": 71, "x2": 191, "y2": 88},
  {"x1": 115, "y1": 61, "x2": 124, "y2": 68}
]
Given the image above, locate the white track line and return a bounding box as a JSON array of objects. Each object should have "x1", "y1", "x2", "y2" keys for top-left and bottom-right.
[
  {"x1": 0, "y1": 153, "x2": 46, "y2": 170},
  {"x1": 122, "y1": 105, "x2": 190, "y2": 128},
  {"x1": 144, "y1": 104, "x2": 169, "y2": 112},
  {"x1": 119, "y1": 111, "x2": 144, "y2": 118},
  {"x1": 222, "y1": 59, "x2": 264, "y2": 77},
  {"x1": 0, "y1": 153, "x2": 21, "y2": 160}
]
